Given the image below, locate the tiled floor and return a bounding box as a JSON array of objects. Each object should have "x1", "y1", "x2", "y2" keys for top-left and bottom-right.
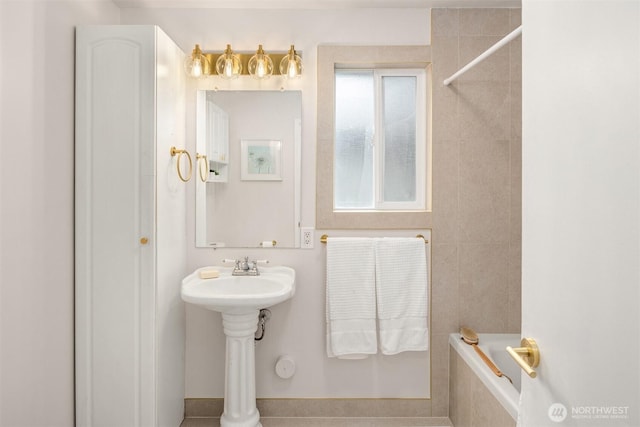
[{"x1": 180, "y1": 417, "x2": 452, "y2": 426}]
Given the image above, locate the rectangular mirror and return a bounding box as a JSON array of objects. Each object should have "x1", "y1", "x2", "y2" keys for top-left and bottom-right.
[{"x1": 195, "y1": 90, "x2": 302, "y2": 248}]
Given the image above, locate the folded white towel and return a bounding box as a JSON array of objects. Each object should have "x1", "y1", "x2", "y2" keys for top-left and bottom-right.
[
  {"x1": 375, "y1": 238, "x2": 429, "y2": 355},
  {"x1": 326, "y1": 237, "x2": 377, "y2": 359}
]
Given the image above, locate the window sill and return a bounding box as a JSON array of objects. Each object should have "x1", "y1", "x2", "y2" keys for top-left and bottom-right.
[{"x1": 316, "y1": 209, "x2": 432, "y2": 230}]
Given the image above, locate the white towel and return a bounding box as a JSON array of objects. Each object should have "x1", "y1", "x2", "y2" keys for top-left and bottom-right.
[
  {"x1": 375, "y1": 238, "x2": 429, "y2": 355},
  {"x1": 326, "y1": 237, "x2": 377, "y2": 359}
]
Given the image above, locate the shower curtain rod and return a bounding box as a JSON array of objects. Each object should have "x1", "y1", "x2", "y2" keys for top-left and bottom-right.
[{"x1": 443, "y1": 25, "x2": 522, "y2": 86}]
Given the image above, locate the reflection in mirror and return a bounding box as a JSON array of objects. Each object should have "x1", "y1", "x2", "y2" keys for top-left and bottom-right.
[{"x1": 196, "y1": 90, "x2": 302, "y2": 248}]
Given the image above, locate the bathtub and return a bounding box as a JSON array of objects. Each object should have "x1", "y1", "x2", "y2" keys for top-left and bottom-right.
[{"x1": 449, "y1": 333, "x2": 521, "y2": 422}]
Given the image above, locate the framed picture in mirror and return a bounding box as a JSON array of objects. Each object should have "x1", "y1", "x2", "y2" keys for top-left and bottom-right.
[{"x1": 240, "y1": 139, "x2": 282, "y2": 181}]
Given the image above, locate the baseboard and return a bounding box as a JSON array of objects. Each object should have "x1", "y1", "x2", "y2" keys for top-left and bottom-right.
[{"x1": 185, "y1": 398, "x2": 432, "y2": 418}]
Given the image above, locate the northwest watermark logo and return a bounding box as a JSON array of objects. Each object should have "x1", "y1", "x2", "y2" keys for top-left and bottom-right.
[
  {"x1": 548, "y1": 403, "x2": 567, "y2": 423},
  {"x1": 548, "y1": 403, "x2": 629, "y2": 422}
]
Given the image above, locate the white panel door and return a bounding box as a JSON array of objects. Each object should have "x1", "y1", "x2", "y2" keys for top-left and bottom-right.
[
  {"x1": 520, "y1": 1, "x2": 640, "y2": 426},
  {"x1": 75, "y1": 25, "x2": 157, "y2": 427}
]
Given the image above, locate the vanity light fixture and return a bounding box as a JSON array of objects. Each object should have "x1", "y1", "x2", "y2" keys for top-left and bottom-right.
[
  {"x1": 216, "y1": 44, "x2": 242, "y2": 79},
  {"x1": 279, "y1": 45, "x2": 303, "y2": 79},
  {"x1": 248, "y1": 45, "x2": 274, "y2": 79},
  {"x1": 184, "y1": 44, "x2": 303, "y2": 79},
  {"x1": 184, "y1": 44, "x2": 210, "y2": 79}
]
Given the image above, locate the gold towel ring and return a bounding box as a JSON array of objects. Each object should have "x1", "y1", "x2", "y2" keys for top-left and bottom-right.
[
  {"x1": 196, "y1": 153, "x2": 208, "y2": 182},
  {"x1": 170, "y1": 147, "x2": 192, "y2": 182}
]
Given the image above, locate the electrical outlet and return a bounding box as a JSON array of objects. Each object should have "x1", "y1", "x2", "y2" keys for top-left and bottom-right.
[{"x1": 301, "y1": 227, "x2": 314, "y2": 249}]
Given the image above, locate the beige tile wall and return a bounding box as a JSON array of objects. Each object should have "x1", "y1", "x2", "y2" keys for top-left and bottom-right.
[
  {"x1": 449, "y1": 350, "x2": 516, "y2": 427},
  {"x1": 430, "y1": 8, "x2": 522, "y2": 416}
]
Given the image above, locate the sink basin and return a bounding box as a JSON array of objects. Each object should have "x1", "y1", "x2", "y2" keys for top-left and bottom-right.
[{"x1": 181, "y1": 265, "x2": 295, "y2": 313}]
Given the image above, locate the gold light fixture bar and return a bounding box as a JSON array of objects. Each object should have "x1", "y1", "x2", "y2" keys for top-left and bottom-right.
[{"x1": 202, "y1": 52, "x2": 298, "y2": 76}]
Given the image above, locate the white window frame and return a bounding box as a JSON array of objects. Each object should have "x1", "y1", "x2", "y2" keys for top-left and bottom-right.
[
  {"x1": 334, "y1": 68, "x2": 427, "y2": 212},
  {"x1": 376, "y1": 68, "x2": 426, "y2": 211}
]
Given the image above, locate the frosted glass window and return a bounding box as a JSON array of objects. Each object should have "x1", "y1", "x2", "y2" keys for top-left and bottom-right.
[
  {"x1": 382, "y1": 76, "x2": 417, "y2": 202},
  {"x1": 334, "y1": 69, "x2": 426, "y2": 211},
  {"x1": 334, "y1": 71, "x2": 375, "y2": 209}
]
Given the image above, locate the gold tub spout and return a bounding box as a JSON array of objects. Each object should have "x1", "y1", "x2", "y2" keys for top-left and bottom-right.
[{"x1": 506, "y1": 338, "x2": 540, "y2": 378}]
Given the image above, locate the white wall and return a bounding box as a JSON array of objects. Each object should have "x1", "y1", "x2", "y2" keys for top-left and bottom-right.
[
  {"x1": 121, "y1": 8, "x2": 432, "y2": 398},
  {"x1": 521, "y1": 0, "x2": 640, "y2": 425},
  {"x1": 0, "y1": 1, "x2": 120, "y2": 425}
]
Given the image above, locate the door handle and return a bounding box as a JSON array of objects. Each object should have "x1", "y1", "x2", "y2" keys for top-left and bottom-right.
[{"x1": 507, "y1": 337, "x2": 540, "y2": 378}]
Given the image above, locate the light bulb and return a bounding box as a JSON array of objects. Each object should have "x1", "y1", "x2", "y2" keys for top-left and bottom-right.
[
  {"x1": 248, "y1": 45, "x2": 273, "y2": 80},
  {"x1": 287, "y1": 60, "x2": 297, "y2": 78},
  {"x1": 192, "y1": 60, "x2": 203, "y2": 78},
  {"x1": 215, "y1": 45, "x2": 242, "y2": 80},
  {"x1": 224, "y1": 59, "x2": 233, "y2": 78},
  {"x1": 279, "y1": 45, "x2": 303, "y2": 80},
  {"x1": 257, "y1": 60, "x2": 266, "y2": 78},
  {"x1": 184, "y1": 44, "x2": 210, "y2": 79}
]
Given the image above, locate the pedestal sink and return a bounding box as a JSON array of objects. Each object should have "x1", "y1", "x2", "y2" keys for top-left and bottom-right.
[{"x1": 181, "y1": 265, "x2": 295, "y2": 427}]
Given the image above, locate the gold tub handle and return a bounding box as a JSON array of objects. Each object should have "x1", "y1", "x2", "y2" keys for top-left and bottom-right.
[
  {"x1": 506, "y1": 337, "x2": 540, "y2": 378},
  {"x1": 170, "y1": 147, "x2": 193, "y2": 182}
]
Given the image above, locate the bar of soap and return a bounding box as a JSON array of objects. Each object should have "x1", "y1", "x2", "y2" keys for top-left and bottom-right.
[{"x1": 199, "y1": 269, "x2": 220, "y2": 279}]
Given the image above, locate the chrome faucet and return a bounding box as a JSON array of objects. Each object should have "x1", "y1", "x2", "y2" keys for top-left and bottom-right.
[
  {"x1": 222, "y1": 257, "x2": 268, "y2": 276},
  {"x1": 232, "y1": 257, "x2": 260, "y2": 276}
]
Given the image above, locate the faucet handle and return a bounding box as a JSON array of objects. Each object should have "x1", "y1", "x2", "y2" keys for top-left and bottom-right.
[
  {"x1": 222, "y1": 259, "x2": 237, "y2": 264},
  {"x1": 254, "y1": 259, "x2": 269, "y2": 265}
]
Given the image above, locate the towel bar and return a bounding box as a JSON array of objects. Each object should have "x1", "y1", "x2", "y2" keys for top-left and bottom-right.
[{"x1": 320, "y1": 234, "x2": 429, "y2": 244}]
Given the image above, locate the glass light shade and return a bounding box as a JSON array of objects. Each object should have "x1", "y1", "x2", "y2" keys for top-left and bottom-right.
[
  {"x1": 279, "y1": 45, "x2": 303, "y2": 79},
  {"x1": 215, "y1": 44, "x2": 242, "y2": 79},
  {"x1": 184, "y1": 44, "x2": 210, "y2": 79},
  {"x1": 248, "y1": 45, "x2": 274, "y2": 79}
]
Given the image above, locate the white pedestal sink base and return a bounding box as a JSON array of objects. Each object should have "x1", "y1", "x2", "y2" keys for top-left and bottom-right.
[
  {"x1": 220, "y1": 311, "x2": 262, "y2": 427},
  {"x1": 181, "y1": 266, "x2": 296, "y2": 427}
]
